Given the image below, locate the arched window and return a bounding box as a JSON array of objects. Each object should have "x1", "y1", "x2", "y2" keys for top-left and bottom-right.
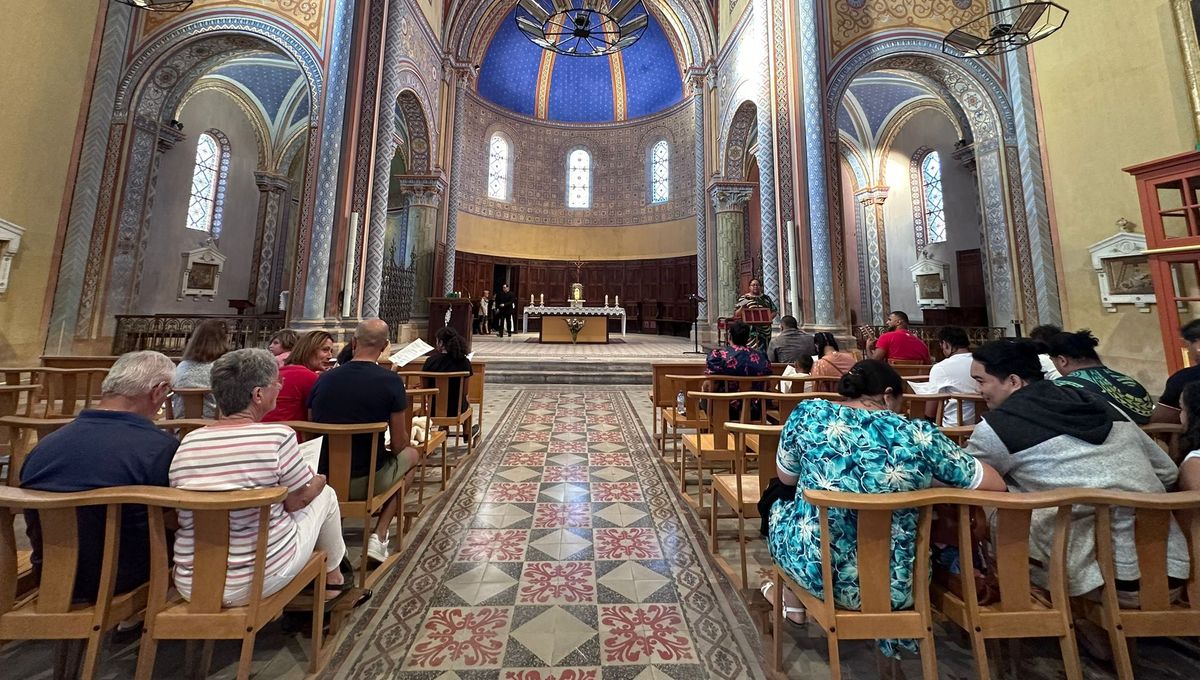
[
  {"x1": 919, "y1": 151, "x2": 947, "y2": 244},
  {"x1": 567, "y1": 148, "x2": 591, "y2": 208},
  {"x1": 186, "y1": 131, "x2": 228, "y2": 236},
  {"x1": 487, "y1": 133, "x2": 511, "y2": 201},
  {"x1": 649, "y1": 140, "x2": 669, "y2": 204}
]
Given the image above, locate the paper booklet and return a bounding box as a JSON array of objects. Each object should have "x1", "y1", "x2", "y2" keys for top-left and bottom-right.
[
  {"x1": 388, "y1": 338, "x2": 435, "y2": 367},
  {"x1": 298, "y1": 436, "x2": 324, "y2": 473},
  {"x1": 906, "y1": 380, "x2": 940, "y2": 395}
]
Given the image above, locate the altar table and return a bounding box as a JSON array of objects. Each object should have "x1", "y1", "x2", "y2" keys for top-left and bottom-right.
[{"x1": 522, "y1": 305, "x2": 627, "y2": 343}]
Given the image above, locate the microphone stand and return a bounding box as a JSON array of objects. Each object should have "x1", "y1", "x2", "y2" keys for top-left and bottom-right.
[{"x1": 685, "y1": 294, "x2": 706, "y2": 355}]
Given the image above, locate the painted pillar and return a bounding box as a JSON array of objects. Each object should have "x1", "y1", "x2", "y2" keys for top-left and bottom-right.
[
  {"x1": 796, "y1": 0, "x2": 834, "y2": 326},
  {"x1": 399, "y1": 176, "x2": 445, "y2": 318},
  {"x1": 443, "y1": 73, "x2": 468, "y2": 295},
  {"x1": 301, "y1": 0, "x2": 355, "y2": 321},
  {"x1": 710, "y1": 182, "x2": 756, "y2": 319},
  {"x1": 690, "y1": 73, "x2": 708, "y2": 321},
  {"x1": 752, "y1": 0, "x2": 780, "y2": 309},
  {"x1": 250, "y1": 171, "x2": 291, "y2": 311},
  {"x1": 856, "y1": 186, "x2": 890, "y2": 324}
]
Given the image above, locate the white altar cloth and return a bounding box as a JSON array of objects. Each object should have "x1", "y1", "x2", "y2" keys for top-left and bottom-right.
[{"x1": 522, "y1": 305, "x2": 627, "y2": 336}]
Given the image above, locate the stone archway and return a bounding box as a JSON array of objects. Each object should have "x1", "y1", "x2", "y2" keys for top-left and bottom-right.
[
  {"x1": 824, "y1": 38, "x2": 1054, "y2": 330},
  {"x1": 52, "y1": 19, "x2": 322, "y2": 343},
  {"x1": 722, "y1": 100, "x2": 756, "y2": 181}
]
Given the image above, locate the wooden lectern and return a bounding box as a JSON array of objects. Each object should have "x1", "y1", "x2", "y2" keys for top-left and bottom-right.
[
  {"x1": 428, "y1": 297, "x2": 475, "y2": 352},
  {"x1": 732, "y1": 306, "x2": 774, "y2": 343}
]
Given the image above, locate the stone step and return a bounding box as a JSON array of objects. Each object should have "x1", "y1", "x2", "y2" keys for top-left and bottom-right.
[{"x1": 487, "y1": 368, "x2": 652, "y2": 385}]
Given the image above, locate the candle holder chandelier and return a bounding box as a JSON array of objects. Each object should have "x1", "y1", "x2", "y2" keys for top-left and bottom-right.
[
  {"x1": 515, "y1": 0, "x2": 649, "y2": 57},
  {"x1": 113, "y1": 0, "x2": 193, "y2": 11},
  {"x1": 943, "y1": 2, "x2": 1068, "y2": 59}
]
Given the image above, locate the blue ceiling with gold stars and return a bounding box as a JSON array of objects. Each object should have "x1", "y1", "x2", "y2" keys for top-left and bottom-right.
[{"x1": 477, "y1": 6, "x2": 684, "y2": 123}]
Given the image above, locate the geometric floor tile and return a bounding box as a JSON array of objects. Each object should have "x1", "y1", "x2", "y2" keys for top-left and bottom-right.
[
  {"x1": 444, "y1": 563, "x2": 519, "y2": 604},
  {"x1": 533, "y1": 502, "x2": 592, "y2": 528},
  {"x1": 518, "y1": 561, "x2": 596, "y2": 604},
  {"x1": 497, "y1": 466, "x2": 544, "y2": 482},
  {"x1": 590, "y1": 466, "x2": 634, "y2": 482},
  {"x1": 547, "y1": 453, "x2": 587, "y2": 466},
  {"x1": 457, "y1": 529, "x2": 529, "y2": 562},
  {"x1": 594, "y1": 528, "x2": 661, "y2": 560},
  {"x1": 477, "y1": 503, "x2": 535, "y2": 528},
  {"x1": 510, "y1": 606, "x2": 597, "y2": 666},
  {"x1": 540, "y1": 482, "x2": 590, "y2": 502},
  {"x1": 596, "y1": 561, "x2": 671, "y2": 602},
  {"x1": 589, "y1": 442, "x2": 628, "y2": 454},
  {"x1": 404, "y1": 607, "x2": 513, "y2": 670},
  {"x1": 593, "y1": 502, "x2": 648, "y2": 527},
  {"x1": 528, "y1": 528, "x2": 592, "y2": 560},
  {"x1": 598, "y1": 604, "x2": 695, "y2": 665}
]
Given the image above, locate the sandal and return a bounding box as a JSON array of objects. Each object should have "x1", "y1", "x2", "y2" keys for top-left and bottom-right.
[{"x1": 760, "y1": 581, "x2": 807, "y2": 626}]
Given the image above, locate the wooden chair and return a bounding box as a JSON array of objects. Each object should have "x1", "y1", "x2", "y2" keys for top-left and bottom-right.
[
  {"x1": 0, "y1": 416, "x2": 74, "y2": 486},
  {"x1": 398, "y1": 371, "x2": 474, "y2": 481},
  {"x1": 903, "y1": 394, "x2": 950, "y2": 423},
  {"x1": 891, "y1": 362, "x2": 933, "y2": 377},
  {"x1": 282, "y1": 421, "x2": 399, "y2": 588},
  {"x1": 467, "y1": 361, "x2": 486, "y2": 442},
  {"x1": 939, "y1": 425, "x2": 975, "y2": 446},
  {"x1": 136, "y1": 485, "x2": 330, "y2": 680},
  {"x1": 661, "y1": 374, "x2": 711, "y2": 462},
  {"x1": 405, "y1": 387, "x2": 448, "y2": 500},
  {"x1": 944, "y1": 393, "x2": 988, "y2": 427},
  {"x1": 1142, "y1": 423, "x2": 1185, "y2": 464},
  {"x1": 29, "y1": 368, "x2": 108, "y2": 419},
  {"x1": 1075, "y1": 489, "x2": 1200, "y2": 680},
  {"x1": 711, "y1": 422, "x2": 783, "y2": 590},
  {"x1": 153, "y1": 418, "x2": 216, "y2": 440},
  {"x1": 0, "y1": 485, "x2": 155, "y2": 680},
  {"x1": 680, "y1": 392, "x2": 753, "y2": 511},
  {"x1": 168, "y1": 387, "x2": 214, "y2": 420},
  {"x1": 930, "y1": 489, "x2": 1083, "y2": 680},
  {"x1": 650, "y1": 363, "x2": 706, "y2": 449},
  {"x1": 772, "y1": 488, "x2": 942, "y2": 680}
]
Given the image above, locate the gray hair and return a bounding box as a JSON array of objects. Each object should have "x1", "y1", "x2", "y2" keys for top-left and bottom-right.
[
  {"x1": 210, "y1": 348, "x2": 278, "y2": 415},
  {"x1": 101, "y1": 351, "x2": 176, "y2": 397}
]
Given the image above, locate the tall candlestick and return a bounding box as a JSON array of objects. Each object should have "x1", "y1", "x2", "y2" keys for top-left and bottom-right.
[
  {"x1": 530, "y1": 294, "x2": 534, "y2": 305},
  {"x1": 615, "y1": 295, "x2": 619, "y2": 306},
  {"x1": 605, "y1": 294, "x2": 609, "y2": 307},
  {"x1": 539, "y1": 293, "x2": 544, "y2": 306}
]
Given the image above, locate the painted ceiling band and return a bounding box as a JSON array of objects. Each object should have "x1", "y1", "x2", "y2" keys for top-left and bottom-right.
[
  {"x1": 535, "y1": 48, "x2": 555, "y2": 120},
  {"x1": 609, "y1": 50, "x2": 627, "y2": 122}
]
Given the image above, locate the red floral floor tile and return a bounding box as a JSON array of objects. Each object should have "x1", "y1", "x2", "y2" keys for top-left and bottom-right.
[
  {"x1": 484, "y1": 482, "x2": 541, "y2": 503},
  {"x1": 547, "y1": 440, "x2": 589, "y2": 454},
  {"x1": 591, "y1": 482, "x2": 644, "y2": 503},
  {"x1": 457, "y1": 529, "x2": 529, "y2": 562},
  {"x1": 502, "y1": 669, "x2": 600, "y2": 680},
  {"x1": 532, "y1": 502, "x2": 592, "y2": 528},
  {"x1": 586, "y1": 430, "x2": 626, "y2": 443},
  {"x1": 514, "y1": 430, "x2": 552, "y2": 442},
  {"x1": 598, "y1": 604, "x2": 696, "y2": 665},
  {"x1": 587, "y1": 452, "x2": 632, "y2": 467},
  {"x1": 542, "y1": 465, "x2": 590, "y2": 483},
  {"x1": 517, "y1": 561, "x2": 596, "y2": 604},
  {"x1": 593, "y1": 528, "x2": 662, "y2": 560},
  {"x1": 405, "y1": 607, "x2": 513, "y2": 669},
  {"x1": 502, "y1": 452, "x2": 547, "y2": 467}
]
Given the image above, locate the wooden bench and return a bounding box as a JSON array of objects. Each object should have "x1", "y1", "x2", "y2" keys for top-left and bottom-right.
[
  {"x1": 711, "y1": 422, "x2": 783, "y2": 590},
  {"x1": 649, "y1": 362, "x2": 706, "y2": 447}
]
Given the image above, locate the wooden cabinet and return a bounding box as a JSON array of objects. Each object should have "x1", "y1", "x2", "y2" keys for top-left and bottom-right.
[{"x1": 1125, "y1": 151, "x2": 1200, "y2": 373}]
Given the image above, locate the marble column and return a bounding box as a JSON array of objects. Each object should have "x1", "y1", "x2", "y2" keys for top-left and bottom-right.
[
  {"x1": 690, "y1": 73, "x2": 708, "y2": 321},
  {"x1": 752, "y1": 0, "x2": 780, "y2": 308},
  {"x1": 251, "y1": 171, "x2": 291, "y2": 311},
  {"x1": 398, "y1": 175, "x2": 445, "y2": 319},
  {"x1": 443, "y1": 72, "x2": 469, "y2": 295},
  {"x1": 710, "y1": 182, "x2": 756, "y2": 319},
  {"x1": 856, "y1": 186, "x2": 889, "y2": 325},
  {"x1": 796, "y1": 0, "x2": 834, "y2": 326}
]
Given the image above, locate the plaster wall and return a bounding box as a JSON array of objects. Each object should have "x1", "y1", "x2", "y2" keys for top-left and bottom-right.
[
  {"x1": 881, "y1": 108, "x2": 981, "y2": 323},
  {"x1": 1031, "y1": 0, "x2": 1194, "y2": 393},
  {"x1": 456, "y1": 214, "x2": 696, "y2": 261},
  {"x1": 0, "y1": 0, "x2": 100, "y2": 361},
  {"x1": 134, "y1": 90, "x2": 262, "y2": 315}
]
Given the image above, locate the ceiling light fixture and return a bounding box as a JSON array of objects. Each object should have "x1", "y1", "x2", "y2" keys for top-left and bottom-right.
[
  {"x1": 114, "y1": 0, "x2": 193, "y2": 11},
  {"x1": 515, "y1": 0, "x2": 648, "y2": 57},
  {"x1": 943, "y1": 2, "x2": 1068, "y2": 59}
]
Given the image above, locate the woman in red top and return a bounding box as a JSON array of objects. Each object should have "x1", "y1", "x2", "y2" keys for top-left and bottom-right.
[{"x1": 263, "y1": 330, "x2": 334, "y2": 422}]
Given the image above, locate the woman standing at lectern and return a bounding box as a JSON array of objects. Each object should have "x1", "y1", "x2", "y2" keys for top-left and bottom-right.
[{"x1": 733, "y1": 278, "x2": 777, "y2": 350}]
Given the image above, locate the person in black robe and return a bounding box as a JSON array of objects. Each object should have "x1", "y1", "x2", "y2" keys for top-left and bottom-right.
[{"x1": 495, "y1": 284, "x2": 516, "y2": 337}]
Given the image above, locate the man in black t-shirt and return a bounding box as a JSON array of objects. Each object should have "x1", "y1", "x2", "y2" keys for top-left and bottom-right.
[
  {"x1": 1152, "y1": 318, "x2": 1200, "y2": 424},
  {"x1": 495, "y1": 283, "x2": 516, "y2": 337},
  {"x1": 308, "y1": 318, "x2": 419, "y2": 563}
]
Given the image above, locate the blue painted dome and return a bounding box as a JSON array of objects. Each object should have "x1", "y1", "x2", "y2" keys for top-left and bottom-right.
[{"x1": 477, "y1": 5, "x2": 684, "y2": 123}]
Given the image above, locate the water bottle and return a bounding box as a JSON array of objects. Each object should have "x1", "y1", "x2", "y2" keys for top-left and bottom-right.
[{"x1": 676, "y1": 390, "x2": 686, "y2": 416}]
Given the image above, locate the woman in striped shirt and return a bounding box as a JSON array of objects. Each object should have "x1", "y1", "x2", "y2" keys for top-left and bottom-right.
[{"x1": 169, "y1": 348, "x2": 348, "y2": 605}]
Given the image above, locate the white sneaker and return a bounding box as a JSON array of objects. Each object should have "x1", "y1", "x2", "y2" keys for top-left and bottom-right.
[{"x1": 366, "y1": 532, "x2": 390, "y2": 564}]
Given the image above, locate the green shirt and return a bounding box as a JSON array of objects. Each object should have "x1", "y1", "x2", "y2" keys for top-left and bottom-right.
[{"x1": 1055, "y1": 366, "x2": 1153, "y2": 425}]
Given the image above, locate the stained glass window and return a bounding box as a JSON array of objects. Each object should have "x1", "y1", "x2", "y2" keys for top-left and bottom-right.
[
  {"x1": 187, "y1": 132, "x2": 222, "y2": 233},
  {"x1": 568, "y1": 148, "x2": 591, "y2": 208},
  {"x1": 487, "y1": 133, "x2": 510, "y2": 200},
  {"x1": 920, "y1": 151, "x2": 947, "y2": 244},
  {"x1": 650, "y1": 140, "x2": 669, "y2": 204}
]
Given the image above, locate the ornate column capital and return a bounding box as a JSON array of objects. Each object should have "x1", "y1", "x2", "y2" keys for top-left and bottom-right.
[
  {"x1": 709, "y1": 181, "x2": 756, "y2": 213},
  {"x1": 855, "y1": 186, "x2": 889, "y2": 206},
  {"x1": 156, "y1": 124, "x2": 186, "y2": 152},
  {"x1": 952, "y1": 141, "x2": 977, "y2": 174},
  {"x1": 397, "y1": 173, "x2": 447, "y2": 208},
  {"x1": 254, "y1": 171, "x2": 291, "y2": 193}
]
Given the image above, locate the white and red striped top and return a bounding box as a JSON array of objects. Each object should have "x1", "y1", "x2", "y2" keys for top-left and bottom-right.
[{"x1": 169, "y1": 422, "x2": 311, "y2": 602}]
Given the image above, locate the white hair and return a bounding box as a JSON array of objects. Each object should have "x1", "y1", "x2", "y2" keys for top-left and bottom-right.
[{"x1": 101, "y1": 351, "x2": 176, "y2": 397}]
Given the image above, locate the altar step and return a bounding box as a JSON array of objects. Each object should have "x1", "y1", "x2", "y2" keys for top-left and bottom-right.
[{"x1": 484, "y1": 360, "x2": 653, "y2": 384}]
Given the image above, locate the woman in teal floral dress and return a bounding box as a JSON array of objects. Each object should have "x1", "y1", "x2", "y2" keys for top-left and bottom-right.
[{"x1": 765, "y1": 360, "x2": 1005, "y2": 657}]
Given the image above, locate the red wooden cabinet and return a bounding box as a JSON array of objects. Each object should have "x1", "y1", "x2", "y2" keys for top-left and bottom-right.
[{"x1": 1124, "y1": 151, "x2": 1200, "y2": 374}]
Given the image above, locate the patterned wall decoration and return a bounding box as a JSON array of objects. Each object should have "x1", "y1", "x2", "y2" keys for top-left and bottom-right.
[
  {"x1": 723, "y1": 100, "x2": 756, "y2": 180},
  {"x1": 136, "y1": 0, "x2": 328, "y2": 48},
  {"x1": 826, "y1": 0, "x2": 986, "y2": 60},
  {"x1": 456, "y1": 92, "x2": 695, "y2": 227},
  {"x1": 909, "y1": 144, "x2": 933, "y2": 251}
]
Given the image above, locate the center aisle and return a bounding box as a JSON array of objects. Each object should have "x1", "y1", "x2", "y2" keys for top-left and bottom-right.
[{"x1": 323, "y1": 388, "x2": 767, "y2": 679}]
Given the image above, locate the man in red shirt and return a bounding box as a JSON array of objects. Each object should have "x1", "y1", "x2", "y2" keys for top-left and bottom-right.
[{"x1": 870, "y1": 310, "x2": 931, "y2": 363}]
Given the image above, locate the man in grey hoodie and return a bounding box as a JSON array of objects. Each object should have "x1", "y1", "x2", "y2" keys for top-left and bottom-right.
[{"x1": 965, "y1": 339, "x2": 1189, "y2": 600}]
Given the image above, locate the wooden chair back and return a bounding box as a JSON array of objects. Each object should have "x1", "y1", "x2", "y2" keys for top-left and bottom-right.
[
  {"x1": 468, "y1": 361, "x2": 486, "y2": 432},
  {"x1": 663, "y1": 375, "x2": 710, "y2": 426},
  {"x1": 1142, "y1": 423, "x2": 1185, "y2": 464},
  {"x1": 169, "y1": 387, "x2": 213, "y2": 420},
  {"x1": 396, "y1": 371, "x2": 472, "y2": 418},
  {"x1": 686, "y1": 391, "x2": 746, "y2": 446},
  {"x1": 704, "y1": 373, "x2": 784, "y2": 394},
  {"x1": 0, "y1": 367, "x2": 41, "y2": 388},
  {"x1": 36, "y1": 368, "x2": 108, "y2": 418},
  {"x1": 0, "y1": 416, "x2": 74, "y2": 486},
  {"x1": 154, "y1": 418, "x2": 216, "y2": 439},
  {"x1": 901, "y1": 375, "x2": 931, "y2": 393},
  {"x1": 1086, "y1": 489, "x2": 1200, "y2": 679},
  {"x1": 0, "y1": 385, "x2": 39, "y2": 453},
  {"x1": 891, "y1": 361, "x2": 932, "y2": 377},
  {"x1": 725, "y1": 422, "x2": 782, "y2": 492},
  {"x1": 903, "y1": 394, "x2": 948, "y2": 422},
  {"x1": 944, "y1": 393, "x2": 988, "y2": 427},
  {"x1": 734, "y1": 391, "x2": 843, "y2": 427},
  {"x1": 938, "y1": 425, "x2": 975, "y2": 446},
  {"x1": 651, "y1": 362, "x2": 706, "y2": 409}
]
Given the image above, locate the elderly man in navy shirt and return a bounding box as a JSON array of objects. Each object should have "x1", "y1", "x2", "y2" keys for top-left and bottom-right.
[{"x1": 20, "y1": 350, "x2": 179, "y2": 602}]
